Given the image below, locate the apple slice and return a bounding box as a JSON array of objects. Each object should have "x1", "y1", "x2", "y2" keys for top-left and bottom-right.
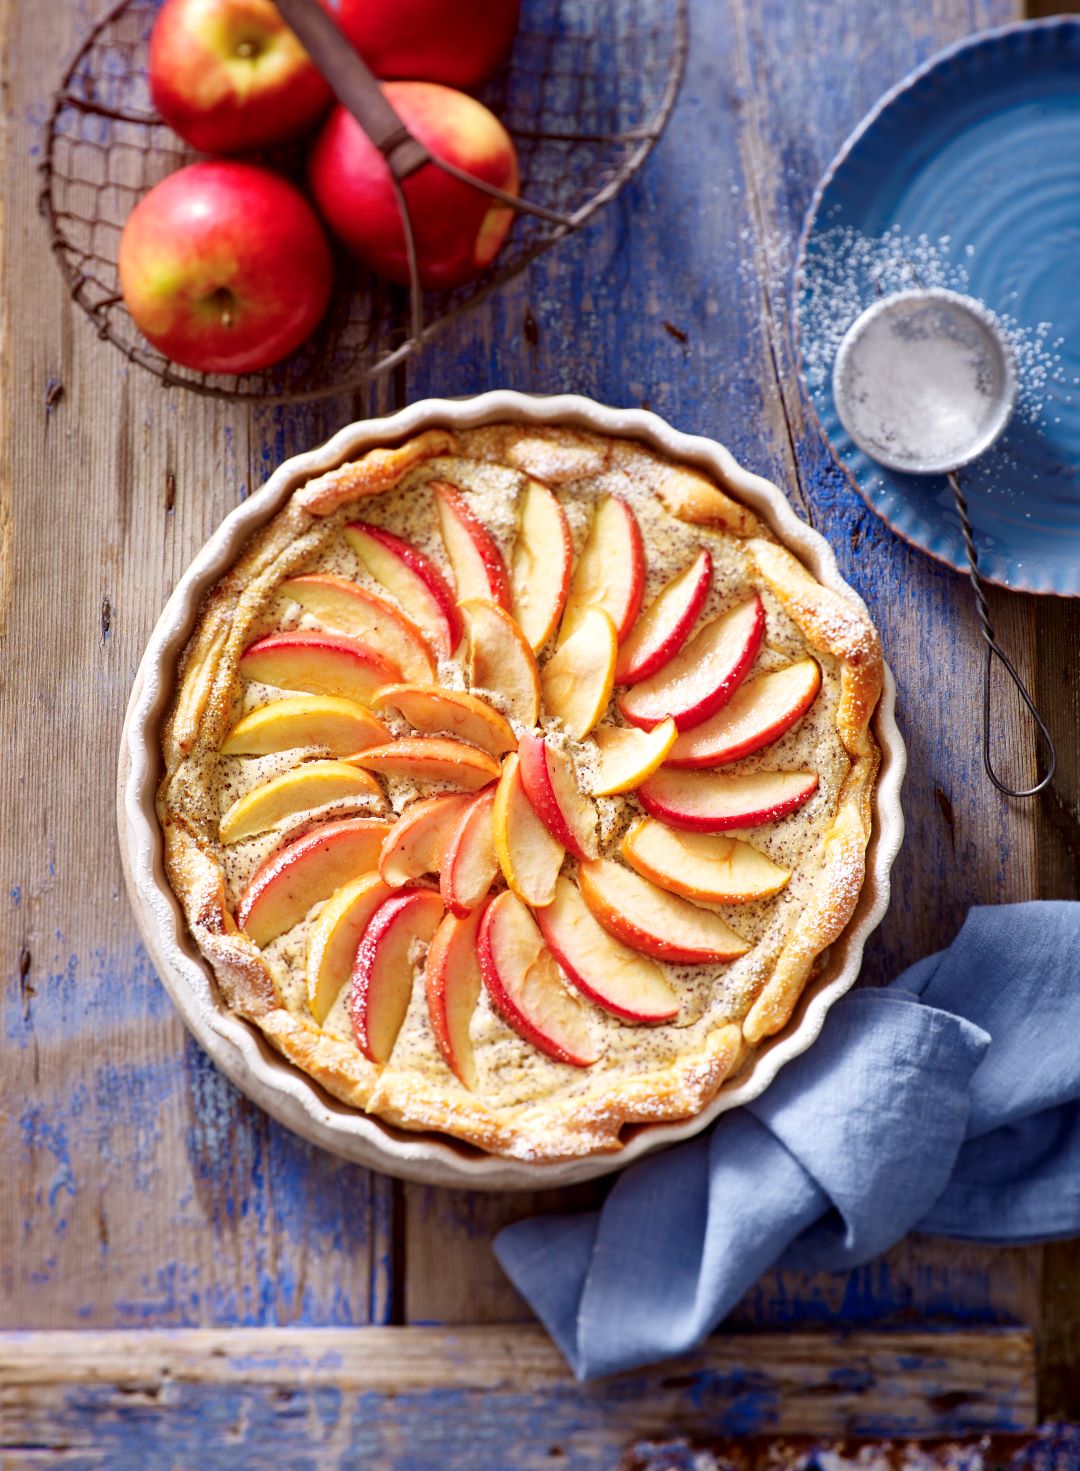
[
  {"x1": 432, "y1": 481, "x2": 511, "y2": 608},
  {"x1": 441, "y1": 786, "x2": 499, "y2": 916},
  {"x1": 351, "y1": 737, "x2": 500, "y2": 790},
  {"x1": 344, "y1": 520, "x2": 463, "y2": 657},
  {"x1": 577, "y1": 859, "x2": 749, "y2": 963},
  {"x1": 510, "y1": 478, "x2": 573, "y2": 650},
  {"x1": 541, "y1": 605, "x2": 617, "y2": 740},
  {"x1": 221, "y1": 695, "x2": 390, "y2": 757},
  {"x1": 349, "y1": 888, "x2": 444, "y2": 1063},
  {"x1": 638, "y1": 768, "x2": 819, "y2": 831},
  {"x1": 621, "y1": 817, "x2": 792, "y2": 904},
  {"x1": 306, "y1": 871, "x2": 394, "y2": 1024},
  {"x1": 492, "y1": 751, "x2": 564, "y2": 907},
  {"x1": 618, "y1": 595, "x2": 765, "y2": 732},
  {"x1": 478, "y1": 891, "x2": 601, "y2": 1067},
  {"x1": 239, "y1": 631, "x2": 401, "y2": 707},
  {"x1": 667, "y1": 659, "x2": 822, "y2": 768},
  {"x1": 373, "y1": 683, "x2": 515, "y2": 758},
  {"x1": 558, "y1": 495, "x2": 645, "y2": 644},
  {"x1": 219, "y1": 760, "x2": 384, "y2": 844},
  {"x1": 589, "y1": 718, "x2": 678, "y2": 796},
  {"x1": 517, "y1": 733, "x2": 599, "y2": 861},
  {"x1": 280, "y1": 574, "x2": 436, "y2": 682},
  {"x1": 536, "y1": 877, "x2": 679, "y2": 1023},
  {"x1": 424, "y1": 906, "x2": 486, "y2": 1088},
  {"x1": 378, "y1": 792, "x2": 475, "y2": 887},
  {"x1": 237, "y1": 816, "x2": 393, "y2": 947},
  {"x1": 615, "y1": 548, "x2": 712, "y2": 685},
  {"x1": 461, "y1": 598, "x2": 541, "y2": 728}
]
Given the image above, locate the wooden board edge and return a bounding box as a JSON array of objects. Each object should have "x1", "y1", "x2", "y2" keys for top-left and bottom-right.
[{"x1": 0, "y1": 1324, "x2": 1036, "y2": 1392}]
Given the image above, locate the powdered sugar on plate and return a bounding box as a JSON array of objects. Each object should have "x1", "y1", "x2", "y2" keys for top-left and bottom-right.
[{"x1": 797, "y1": 226, "x2": 1076, "y2": 430}]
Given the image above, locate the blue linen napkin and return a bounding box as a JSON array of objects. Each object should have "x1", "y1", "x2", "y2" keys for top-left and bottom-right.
[{"x1": 494, "y1": 902, "x2": 1080, "y2": 1380}]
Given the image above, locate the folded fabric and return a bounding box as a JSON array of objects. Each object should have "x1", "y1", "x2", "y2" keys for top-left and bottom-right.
[{"x1": 494, "y1": 902, "x2": 1080, "y2": 1380}]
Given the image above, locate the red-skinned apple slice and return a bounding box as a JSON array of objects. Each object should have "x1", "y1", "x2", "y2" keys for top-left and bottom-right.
[
  {"x1": 237, "y1": 816, "x2": 393, "y2": 946},
  {"x1": 666, "y1": 659, "x2": 822, "y2": 768},
  {"x1": 372, "y1": 683, "x2": 515, "y2": 757},
  {"x1": 536, "y1": 877, "x2": 678, "y2": 1023},
  {"x1": 478, "y1": 891, "x2": 601, "y2": 1067},
  {"x1": 492, "y1": 751, "x2": 564, "y2": 907},
  {"x1": 280, "y1": 573, "x2": 436, "y2": 682},
  {"x1": 424, "y1": 905, "x2": 486, "y2": 1088},
  {"x1": 378, "y1": 792, "x2": 475, "y2": 887},
  {"x1": 559, "y1": 494, "x2": 645, "y2": 644},
  {"x1": 461, "y1": 598, "x2": 541, "y2": 727},
  {"x1": 577, "y1": 859, "x2": 749, "y2": 963},
  {"x1": 638, "y1": 768, "x2": 819, "y2": 831},
  {"x1": 221, "y1": 695, "x2": 390, "y2": 757},
  {"x1": 306, "y1": 871, "x2": 394, "y2": 1025},
  {"x1": 618, "y1": 595, "x2": 765, "y2": 732},
  {"x1": 615, "y1": 548, "x2": 712, "y2": 685},
  {"x1": 219, "y1": 759, "x2": 384, "y2": 844},
  {"x1": 432, "y1": 481, "x2": 511, "y2": 608},
  {"x1": 351, "y1": 737, "x2": 501, "y2": 790},
  {"x1": 240, "y1": 630, "x2": 402, "y2": 707},
  {"x1": 621, "y1": 817, "x2": 792, "y2": 904},
  {"x1": 349, "y1": 888, "x2": 444, "y2": 1063},
  {"x1": 588, "y1": 719, "x2": 678, "y2": 796},
  {"x1": 441, "y1": 786, "x2": 499, "y2": 916},
  {"x1": 344, "y1": 520, "x2": 463, "y2": 657},
  {"x1": 517, "y1": 733, "x2": 599, "y2": 861},
  {"x1": 541, "y1": 605, "x2": 617, "y2": 740},
  {"x1": 510, "y1": 478, "x2": 573, "y2": 650}
]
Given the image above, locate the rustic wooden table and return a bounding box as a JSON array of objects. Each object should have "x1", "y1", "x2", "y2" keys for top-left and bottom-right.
[{"x1": 2, "y1": 0, "x2": 1078, "y2": 1464}]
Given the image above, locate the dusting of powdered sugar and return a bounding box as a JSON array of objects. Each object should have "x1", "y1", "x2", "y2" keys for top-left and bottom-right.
[{"x1": 797, "y1": 226, "x2": 1077, "y2": 428}]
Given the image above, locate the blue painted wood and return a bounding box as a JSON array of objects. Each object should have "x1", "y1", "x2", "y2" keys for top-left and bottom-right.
[
  {"x1": 5, "y1": 0, "x2": 1068, "y2": 1381},
  {"x1": 398, "y1": 0, "x2": 1048, "y2": 1330}
]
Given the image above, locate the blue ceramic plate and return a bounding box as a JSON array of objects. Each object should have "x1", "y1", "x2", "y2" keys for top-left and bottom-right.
[{"x1": 796, "y1": 19, "x2": 1080, "y2": 596}]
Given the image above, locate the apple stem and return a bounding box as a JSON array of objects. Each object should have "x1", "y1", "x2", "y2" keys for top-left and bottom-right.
[{"x1": 210, "y1": 287, "x2": 235, "y2": 329}]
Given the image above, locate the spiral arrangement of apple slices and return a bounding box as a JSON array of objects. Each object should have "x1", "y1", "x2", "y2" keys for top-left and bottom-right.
[{"x1": 222, "y1": 472, "x2": 824, "y2": 1088}]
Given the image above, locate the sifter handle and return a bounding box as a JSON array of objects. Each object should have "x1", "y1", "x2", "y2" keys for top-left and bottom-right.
[{"x1": 947, "y1": 471, "x2": 1056, "y2": 799}]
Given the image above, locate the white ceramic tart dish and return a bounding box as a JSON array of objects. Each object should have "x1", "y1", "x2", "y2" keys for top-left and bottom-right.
[{"x1": 119, "y1": 392, "x2": 905, "y2": 1189}]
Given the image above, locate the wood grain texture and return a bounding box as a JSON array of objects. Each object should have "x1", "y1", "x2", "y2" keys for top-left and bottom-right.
[
  {"x1": 397, "y1": 0, "x2": 1063, "y2": 1352},
  {"x1": 0, "y1": 1327, "x2": 1038, "y2": 1460},
  {"x1": 2, "y1": 0, "x2": 1077, "y2": 1432},
  {"x1": 0, "y1": 3, "x2": 394, "y2": 1334}
]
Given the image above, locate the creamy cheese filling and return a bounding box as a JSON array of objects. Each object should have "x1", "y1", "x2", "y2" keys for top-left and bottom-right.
[{"x1": 203, "y1": 430, "x2": 850, "y2": 1116}]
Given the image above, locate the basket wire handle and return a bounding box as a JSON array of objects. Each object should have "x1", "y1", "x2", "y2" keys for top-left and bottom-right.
[{"x1": 273, "y1": 0, "x2": 580, "y2": 346}]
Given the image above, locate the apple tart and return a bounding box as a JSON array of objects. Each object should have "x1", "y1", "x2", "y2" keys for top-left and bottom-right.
[{"x1": 158, "y1": 423, "x2": 883, "y2": 1161}]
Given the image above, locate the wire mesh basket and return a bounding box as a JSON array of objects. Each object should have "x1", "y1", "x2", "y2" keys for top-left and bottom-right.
[{"x1": 40, "y1": 0, "x2": 688, "y2": 405}]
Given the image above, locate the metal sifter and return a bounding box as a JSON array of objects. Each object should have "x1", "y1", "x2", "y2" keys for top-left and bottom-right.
[{"x1": 832, "y1": 287, "x2": 1056, "y2": 799}]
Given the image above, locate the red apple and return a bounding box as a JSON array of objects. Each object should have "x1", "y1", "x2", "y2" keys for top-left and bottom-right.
[
  {"x1": 666, "y1": 659, "x2": 822, "y2": 769},
  {"x1": 618, "y1": 595, "x2": 765, "y2": 733},
  {"x1": 324, "y1": 0, "x2": 520, "y2": 88},
  {"x1": 478, "y1": 891, "x2": 600, "y2": 1067},
  {"x1": 517, "y1": 733, "x2": 599, "y2": 862},
  {"x1": 637, "y1": 768, "x2": 820, "y2": 831},
  {"x1": 118, "y1": 161, "x2": 333, "y2": 374},
  {"x1": 349, "y1": 888, "x2": 445, "y2": 1063},
  {"x1": 433, "y1": 481, "x2": 511, "y2": 609},
  {"x1": 344, "y1": 521, "x2": 463, "y2": 658},
  {"x1": 149, "y1": 0, "x2": 333, "y2": 154},
  {"x1": 308, "y1": 84, "x2": 519, "y2": 290}
]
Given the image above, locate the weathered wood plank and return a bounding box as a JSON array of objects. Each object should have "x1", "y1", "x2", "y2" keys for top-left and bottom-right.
[
  {"x1": 2, "y1": 0, "x2": 1075, "y2": 1426},
  {"x1": 398, "y1": 0, "x2": 1058, "y2": 1344},
  {"x1": 0, "y1": 1327, "x2": 1038, "y2": 1459},
  {"x1": 0, "y1": 0, "x2": 394, "y2": 1332}
]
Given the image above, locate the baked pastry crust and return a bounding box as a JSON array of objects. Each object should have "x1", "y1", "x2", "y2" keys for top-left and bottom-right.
[{"x1": 158, "y1": 424, "x2": 882, "y2": 1161}]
